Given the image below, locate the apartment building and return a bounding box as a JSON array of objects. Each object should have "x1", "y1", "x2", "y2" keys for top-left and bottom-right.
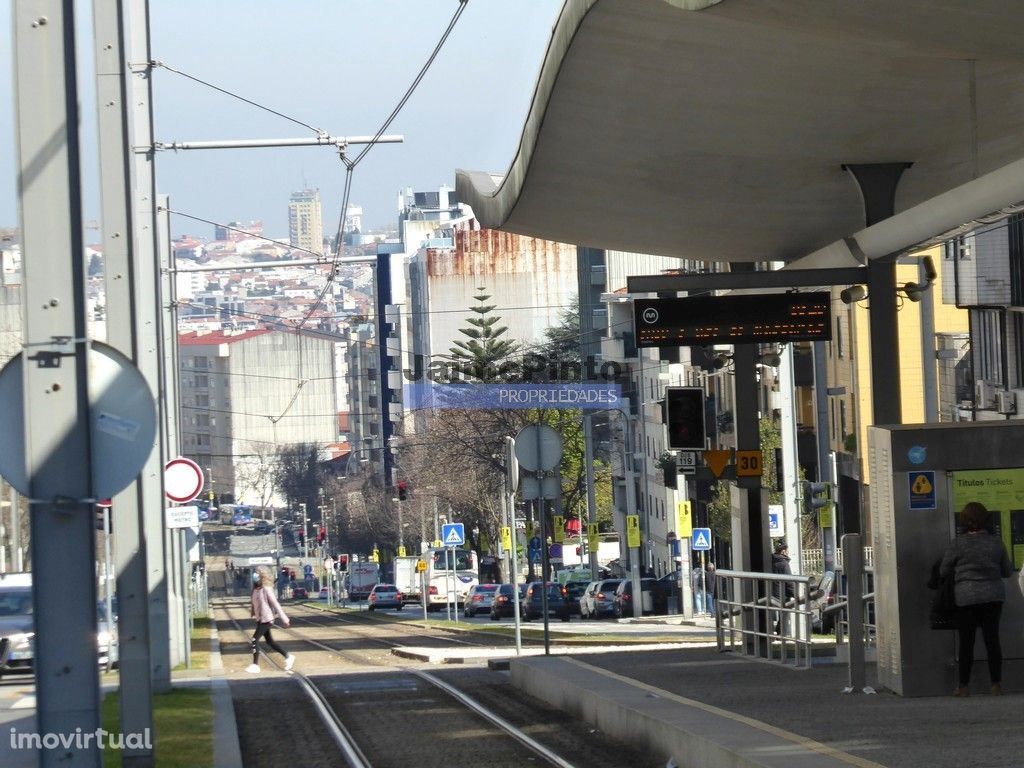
[{"x1": 179, "y1": 327, "x2": 340, "y2": 508}]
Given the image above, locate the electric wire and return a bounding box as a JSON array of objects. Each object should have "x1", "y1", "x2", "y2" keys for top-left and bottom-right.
[{"x1": 151, "y1": 60, "x2": 327, "y2": 136}]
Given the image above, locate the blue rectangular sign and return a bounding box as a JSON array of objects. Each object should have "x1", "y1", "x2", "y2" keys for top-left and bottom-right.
[
  {"x1": 404, "y1": 383, "x2": 622, "y2": 411},
  {"x1": 441, "y1": 523, "x2": 465, "y2": 547},
  {"x1": 691, "y1": 528, "x2": 712, "y2": 551}
]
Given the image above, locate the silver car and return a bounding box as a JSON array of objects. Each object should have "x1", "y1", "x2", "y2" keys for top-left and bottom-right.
[{"x1": 580, "y1": 579, "x2": 623, "y2": 619}]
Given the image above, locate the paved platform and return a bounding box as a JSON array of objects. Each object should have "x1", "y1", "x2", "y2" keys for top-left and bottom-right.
[
  {"x1": 390, "y1": 637, "x2": 975, "y2": 766},
  {"x1": 508, "y1": 646, "x2": 1024, "y2": 768}
]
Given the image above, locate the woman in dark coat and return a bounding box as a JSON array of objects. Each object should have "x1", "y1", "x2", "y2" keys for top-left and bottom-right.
[{"x1": 940, "y1": 501, "x2": 1013, "y2": 696}]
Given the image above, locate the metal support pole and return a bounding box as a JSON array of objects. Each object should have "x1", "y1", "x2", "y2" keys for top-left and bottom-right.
[
  {"x1": 813, "y1": 342, "x2": 836, "y2": 576},
  {"x1": 920, "y1": 260, "x2": 939, "y2": 423},
  {"x1": 10, "y1": 485, "x2": 21, "y2": 572},
  {"x1": 15, "y1": 2, "x2": 101, "y2": 763},
  {"x1": 779, "y1": 344, "x2": 803, "y2": 571},
  {"x1": 841, "y1": 534, "x2": 872, "y2": 694},
  {"x1": 92, "y1": 0, "x2": 159, "y2": 745},
  {"x1": 583, "y1": 414, "x2": 599, "y2": 580},
  {"x1": 624, "y1": 413, "x2": 642, "y2": 620},
  {"x1": 155, "y1": 134, "x2": 403, "y2": 151},
  {"x1": 103, "y1": 507, "x2": 114, "y2": 674},
  {"x1": 733, "y1": 344, "x2": 767, "y2": 573},
  {"x1": 867, "y1": 257, "x2": 902, "y2": 428}
]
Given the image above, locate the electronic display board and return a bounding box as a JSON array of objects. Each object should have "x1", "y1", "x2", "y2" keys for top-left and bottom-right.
[{"x1": 633, "y1": 292, "x2": 832, "y2": 347}]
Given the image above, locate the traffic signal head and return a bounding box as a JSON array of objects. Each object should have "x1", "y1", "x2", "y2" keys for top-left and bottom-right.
[
  {"x1": 338, "y1": 555, "x2": 348, "y2": 571},
  {"x1": 397, "y1": 481, "x2": 408, "y2": 501},
  {"x1": 802, "y1": 481, "x2": 832, "y2": 514},
  {"x1": 665, "y1": 387, "x2": 706, "y2": 450}
]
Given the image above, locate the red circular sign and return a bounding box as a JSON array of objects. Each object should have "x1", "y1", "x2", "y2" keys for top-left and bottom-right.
[{"x1": 164, "y1": 457, "x2": 205, "y2": 503}]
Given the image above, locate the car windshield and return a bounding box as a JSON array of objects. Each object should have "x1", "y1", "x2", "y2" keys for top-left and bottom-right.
[{"x1": 0, "y1": 590, "x2": 32, "y2": 616}]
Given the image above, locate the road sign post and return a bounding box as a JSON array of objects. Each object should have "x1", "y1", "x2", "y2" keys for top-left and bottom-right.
[{"x1": 515, "y1": 423, "x2": 563, "y2": 656}]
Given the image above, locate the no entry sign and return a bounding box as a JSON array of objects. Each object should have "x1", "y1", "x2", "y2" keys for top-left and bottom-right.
[{"x1": 164, "y1": 457, "x2": 204, "y2": 504}]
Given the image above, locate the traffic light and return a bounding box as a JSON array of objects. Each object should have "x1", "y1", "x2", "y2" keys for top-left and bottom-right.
[
  {"x1": 397, "y1": 481, "x2": 408, "y2": 501},
  {"x1": 338, "y1": 555, "x2": 348, "y2": 571},
  {"x1": 665, "y1": 387, "x2": 706, "y2": 450},
  {"x1": 317, "y1": 526, "x2": 326, "y2": 545},
  {"x1": 662, "y1": 459, "x2": 678, "y2": 489},
  {"x1": 802, "y1": 481, "x2": 832, "y2": 515}
]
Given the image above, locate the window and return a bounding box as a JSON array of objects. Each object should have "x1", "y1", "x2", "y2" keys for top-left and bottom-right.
[
  {"x1": 835, "y1": 316, "x2": 844, "y2": 359},
  {"x1": 193, "y1": 356, "x2": 208, "y2": 370},
  {"x1": 840, "y1": 400, "x2": 847, "y2": 438},
  {"x1": 195, "y1": 394, "x2": 209, "y2": 407},
  {"x1": 196, "y1": 434, "x2": 210, "y2": 447},
  {"x1": 193, "y1": 374, "x2": 208, "y2": 388}
]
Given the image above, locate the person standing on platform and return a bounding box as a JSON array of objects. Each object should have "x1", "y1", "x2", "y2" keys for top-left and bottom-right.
[{"x1": 940, "y1": 501, "x2": 1012, "y2": 697}]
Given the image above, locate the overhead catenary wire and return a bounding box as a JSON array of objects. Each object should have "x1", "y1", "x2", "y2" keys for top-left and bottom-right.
[{"x1": 155, "y1": 3, "x2": 471, "y2": 425}]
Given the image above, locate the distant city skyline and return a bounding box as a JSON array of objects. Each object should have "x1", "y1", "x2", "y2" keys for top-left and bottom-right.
[{"x1": 0, "y1": 0, "x2": 563, "y2": 241}]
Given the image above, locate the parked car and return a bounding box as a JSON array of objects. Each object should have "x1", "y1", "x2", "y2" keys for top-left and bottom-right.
[
  {"x1": 613, "y1": 578, "x2": 658, "y2": 618},
  {"x1": 291, "y1": 586, "x2": 308, "y2": 600},
  {"x1": 463, "y1": 584, "x2": 500, "y2": 617},
  {"x1": 368, "y1": 584, "x2": 403, "y2": 611},
  {"x1": 562, "y1": 581, "x2": 588, "y2": 616},
  {"x1": 523, "y1": 582, "x2": 570, "y2": 622},
  {"x1": 581, "y1": 579, "x2": 623, "y2": 619},
  {"x1": 253, "y1": 520, "x2": 273, "y2": 534}
]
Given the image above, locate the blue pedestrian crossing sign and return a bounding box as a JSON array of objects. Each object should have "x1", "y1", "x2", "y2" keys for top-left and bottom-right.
[
  {"x1": 441, "y1": 523, "x2": 465, "y2": 547},
  {"x1": 691, "y1": 528, "x2": 712, "y2": 551}
]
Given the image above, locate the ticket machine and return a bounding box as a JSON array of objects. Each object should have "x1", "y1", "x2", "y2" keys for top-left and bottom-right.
[{"x1": 868, "y1": 421, "x2": 1024, "y2": 696}]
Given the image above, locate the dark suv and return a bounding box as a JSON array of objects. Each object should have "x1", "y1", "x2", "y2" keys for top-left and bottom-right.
[{"x1": 523, "y1": 582, "x2": 570, "y2": 622}]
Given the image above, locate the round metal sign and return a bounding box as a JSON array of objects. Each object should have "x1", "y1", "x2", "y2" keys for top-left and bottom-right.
[
  {"x1": 164, "y1": 457, "x2": 205, "y2": 504},
  {"x1": 0, "y1": 341, "x2": 157, "y2": 499},
  {"x1": 513, "y1": 424, "x2": 563, "y2": 472}
]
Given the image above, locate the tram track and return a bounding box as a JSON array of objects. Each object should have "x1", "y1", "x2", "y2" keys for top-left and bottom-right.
[{"x1": 216, "y1": 601, "x2": 586, "y2": 768}]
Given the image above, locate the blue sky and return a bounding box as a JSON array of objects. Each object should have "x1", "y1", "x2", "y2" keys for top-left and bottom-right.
[{"x1": 0, "y1": 1, "x2": 562, "y2": 239}]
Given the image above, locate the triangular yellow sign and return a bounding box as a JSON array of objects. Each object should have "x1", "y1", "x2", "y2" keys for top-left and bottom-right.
[{"x1": 703, "y1": 449, "x2": 732, "y2": 479}]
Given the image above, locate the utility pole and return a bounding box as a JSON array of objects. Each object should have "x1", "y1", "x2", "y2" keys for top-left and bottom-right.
[
  {"x1": 583, "y1": 414, "x2": 599, "y2": 580},
  {"x1": 14, "y1": 2, "x2": 101, "y2": 763},
  {"x1": 300, "y1": 503, "x2": 308, "y2": 559}
]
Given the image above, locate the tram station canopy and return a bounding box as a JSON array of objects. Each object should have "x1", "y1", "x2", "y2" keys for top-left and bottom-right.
[{"x1": 457, "y1": 0, "x2": 1024, "y2": 266}]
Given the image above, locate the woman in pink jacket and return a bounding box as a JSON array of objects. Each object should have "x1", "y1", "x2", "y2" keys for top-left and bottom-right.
[{"x1": 247, "y1": 568, "x2": 295, "y2": 673}]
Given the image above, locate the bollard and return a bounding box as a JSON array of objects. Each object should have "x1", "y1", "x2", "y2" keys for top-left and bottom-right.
[{"x1": 841, "y1": 534, "x2": 875, "y2": 694}]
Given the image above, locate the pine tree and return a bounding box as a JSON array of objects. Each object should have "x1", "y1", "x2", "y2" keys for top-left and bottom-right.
[{"x1": 448, "y1": 288, "x2": 517, "y2": 382}]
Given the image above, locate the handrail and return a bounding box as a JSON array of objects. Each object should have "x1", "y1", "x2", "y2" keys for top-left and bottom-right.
[{"x1": 714, "y1": 569, "x2": 814, "y2": 669}]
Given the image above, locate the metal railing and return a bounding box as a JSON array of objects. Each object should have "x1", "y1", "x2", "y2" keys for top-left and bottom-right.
[
  {"x1": 803, "y1": 546, "x2": 873, "y2": 575},
  {"x1": 715, "y1": 569, "x2": 814, "y2": 669},
  {"x1": 832, "y1": 565, "x2": 876, "y2": 649}
]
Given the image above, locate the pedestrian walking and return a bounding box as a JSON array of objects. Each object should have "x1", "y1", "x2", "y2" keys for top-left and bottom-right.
[
  {"x1": 772, "y1": 542, "x2": 794, "y2": 633},
  {"x1": 248, "y1": 567, "x2": 295, "y2": 674},
  {"x1": 691, "y1": 564, "x2": 707, "y2": 614},
  {"x1": 940, "y1": 501, "x2": 1012, "y2": 697},
  {"x1": 704, "y1": 562, "x2": 717, "y2": 614}
]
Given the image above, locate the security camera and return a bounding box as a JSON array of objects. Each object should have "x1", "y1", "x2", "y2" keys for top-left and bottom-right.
[
  {"x1": 840, "y1": 285, "x2": 868, "y2": 304},
  {"x1": 902, "y1": 282, "x2": 925, "y2": 302}
]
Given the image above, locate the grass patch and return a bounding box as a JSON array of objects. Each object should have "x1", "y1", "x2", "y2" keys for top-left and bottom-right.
[
  {"x1": 101, "y1": 688, "x2": 213, "y2": 767},
  {"x1": 173, "y1": 616, "x2": 213, "y2": 671}
]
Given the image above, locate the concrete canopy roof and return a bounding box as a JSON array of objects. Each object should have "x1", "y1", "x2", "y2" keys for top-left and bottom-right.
[{"x1": 456, "y1": 0, "x2": 1024, "y2": 264}]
